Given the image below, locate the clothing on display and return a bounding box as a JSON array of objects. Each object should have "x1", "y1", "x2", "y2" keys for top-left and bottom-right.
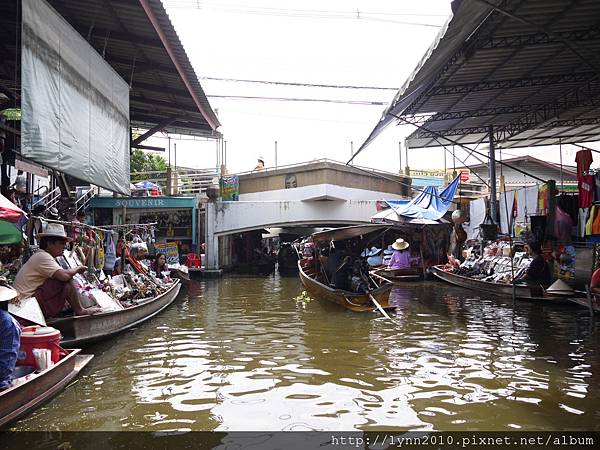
[
  {"x1": 578, "y1": 175, "x2": 594, "y2": 208},
  {"x1": 575, "y1": 148, "x2": 593, "y2": 176}
]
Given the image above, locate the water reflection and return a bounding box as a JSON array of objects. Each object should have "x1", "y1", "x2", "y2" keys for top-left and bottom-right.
[{"x1": 9, "y1": 275, "x2": 600, "y2": 431}]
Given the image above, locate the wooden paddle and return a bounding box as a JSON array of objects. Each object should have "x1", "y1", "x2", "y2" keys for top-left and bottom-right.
[{"x1": 367, "y1": 292, "x2": 395, "y2": 322}]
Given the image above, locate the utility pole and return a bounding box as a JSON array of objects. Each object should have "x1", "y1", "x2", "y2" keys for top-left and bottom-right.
[
  {"x1": 489, "y1": 125, "x2": 498, "y2": 224},
  {"x1": 275, "y1": 141, "x2": 278, "y2": 169},
  {"x1": 398, "y1": 141, "x2": 402, "y2": 173}
]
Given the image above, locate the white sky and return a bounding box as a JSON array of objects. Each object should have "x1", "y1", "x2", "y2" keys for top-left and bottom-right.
[{"x1": 149, "y1": 0, "x2": 599, "y2": 174}]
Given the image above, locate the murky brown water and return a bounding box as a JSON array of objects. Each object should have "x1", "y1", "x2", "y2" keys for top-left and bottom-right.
[{"x1": 9, "y1": 274, "x2": 600, "y2": 431}]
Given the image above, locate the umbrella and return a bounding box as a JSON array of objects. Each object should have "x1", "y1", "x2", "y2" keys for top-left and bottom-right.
[
  {"x1": 0, "y1": 193, "x2": 25, "y2": 223},
  {"x1": 0, "y1": 219, "x2": 23, "y2": 244},
  {"x1": 134, "y1": 181, "x2": 159, "y2": 190}
]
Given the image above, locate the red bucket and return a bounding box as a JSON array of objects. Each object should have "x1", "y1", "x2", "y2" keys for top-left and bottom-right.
[{"x1": 16, "y1": 326, "x2": 65, "y2": 367}]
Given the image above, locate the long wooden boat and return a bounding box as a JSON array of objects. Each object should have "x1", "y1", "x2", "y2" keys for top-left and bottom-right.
[
  {"x1": 169, "y1": 267, "x2": 190, "y2": 285},
  {"x1": 0, "y1": 349, "x2": 93, "y2": 428},
  {"x1": 430, "y1": 265, "x2": 575, "y2": 303},
  {"x1": 298, "y1": 259, "x2": 395, "y2": 312},
  {"x1": 371, "y1": 267, "x2": 423, "y2": 283},
  {"x1": 48, "y1": 280, "x2": 181, "y2": 347}
]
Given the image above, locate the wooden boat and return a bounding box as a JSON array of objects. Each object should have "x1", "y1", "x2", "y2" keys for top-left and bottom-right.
[
  {"x1": 298, "y1": 258, "x2": 395, "y2": 312},
  {"x1": 169, "y1": 267, "x2": 190, "y2": 284},
  {"x1": 277, "y1": 243, "x2": 299, "y2": 274},
  {"x1": 48, "y1": 280, "x2": 181, "y2": 347},
  {"x1": 0, "y1": 349, "x2": 93, "y2": 428},
  {"x1": 370, "y1": 267, "x2": 423, "y2": 283},
  {"x1": 431, "y1": 265, "x2": 576, "y2": 303}
]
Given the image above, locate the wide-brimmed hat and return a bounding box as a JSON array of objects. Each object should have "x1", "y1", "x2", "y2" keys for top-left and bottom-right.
[
  {"x1": 37, "y1": 222, "x2": 72, "y2": 241},
  {"x1": 392, "y1": 238, "x2": 409, "y2": 251},
  {"x1": 383, "y1": 245, "x2": 394, "y2": 255},
  {"x1": 360, "y1": 248, "x2": 370, "y2": 257},
  {"x1": 0, "y1": 285, "x2": 17, "y2": 302},
  {"x1": 368, "y1": 246, "x2": 381, "y2": 256},
  {"x1": 257, "y1": 156, "x2": 265, "y2": 163}
]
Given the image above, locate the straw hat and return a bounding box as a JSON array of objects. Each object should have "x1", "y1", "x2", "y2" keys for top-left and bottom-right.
[
  {"x1": 546, "y1": 279, "x2": 575, "y2": 296},
  {"x1": 36, "y1": 223, "x2": 72, "y2": 241},
  {"x1": 0, "y1": 285, "x2": 17, "y2": 303},
  {"x1": 392, "y1": 238, "x2": 409, "y2": 251}
]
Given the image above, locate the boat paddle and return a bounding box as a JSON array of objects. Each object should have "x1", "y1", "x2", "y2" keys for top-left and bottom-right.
[{"x1": 367, "y1": 291, "x2": 395, "y2": 322}]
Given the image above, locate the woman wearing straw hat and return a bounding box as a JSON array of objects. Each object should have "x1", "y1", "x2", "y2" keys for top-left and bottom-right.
[
  {"x1": 13, "y1": 223, "x2": 101, "y2": 321},
  {"x1": 387, "y1": 238, "x2": 411, "y2": 270},
  {"x1": 0, "y1": 285, "x2": 20, "y2": 389}
]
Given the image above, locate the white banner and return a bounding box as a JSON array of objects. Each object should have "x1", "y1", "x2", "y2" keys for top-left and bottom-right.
[{"x1": 21, "y1": 0, "x2": 130, "y2": 195}]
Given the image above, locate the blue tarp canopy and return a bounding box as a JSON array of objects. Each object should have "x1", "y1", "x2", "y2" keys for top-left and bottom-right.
[{"x1": 377, "y1": 177, "x2": 460, "y2": 223}]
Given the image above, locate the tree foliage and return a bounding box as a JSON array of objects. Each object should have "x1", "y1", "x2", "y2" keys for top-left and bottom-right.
[{"x1": 130, "y1": 150, "x2": 168, "y2": 181}]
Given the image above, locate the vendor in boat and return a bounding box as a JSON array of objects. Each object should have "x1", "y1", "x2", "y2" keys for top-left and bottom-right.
[
  {"x1": 150, "y1": 253, "x2": 168, "y2": 278},
  {"x1": 515, "y1": 240, "x2": 552, "y2": 287},
  {"x1": 387, "y1": 238, "x2": 411, "y2": 270},
  {"x1": 324, "y1": 241, "x2": 350, "y2": 289},
  {"x1": 0, "y1": 286, "x2": 20, "y2": 390},
  {"x1": 365, "y1": 247, "x2": 383, "y2": 267},
  {"x1": 127, "y1": 242, "x2": 149, "y2": 274},
  {"x1": 12, "y1": 223, "x2": 101, "y2": 320}
]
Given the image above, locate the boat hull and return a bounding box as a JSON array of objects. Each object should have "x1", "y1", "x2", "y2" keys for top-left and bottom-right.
[
  {"x1": 431, "y1": 265, "x2": 573, "y2": 303},
  {"x1": 298, "y1": 260, "x2": 395, "y2": 312},
  {"x1": 48, "y1": 280, "x2": 182, "y2": 347},
  {"x1": 371, "y1": 267, "x2": 423, "y2": 283},
  {"x1": 0, "y1": 349, "x2": 93, "y2": 428}
]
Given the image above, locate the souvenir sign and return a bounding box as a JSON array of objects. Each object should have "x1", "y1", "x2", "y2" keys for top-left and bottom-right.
[{"x1": 154, "y1": 242, "x2": 179, "y2": 265}]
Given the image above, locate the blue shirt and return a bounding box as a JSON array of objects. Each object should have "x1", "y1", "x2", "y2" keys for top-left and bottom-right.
[{"x1": 0, "y1": 309, "x2": 21, "y2": 389}]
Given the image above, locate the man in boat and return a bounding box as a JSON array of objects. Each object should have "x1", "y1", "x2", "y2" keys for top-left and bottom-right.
[
  {"x1": 515, "y1": 240, "x2": 552, "y2": 287},
  {"x1": 324, "y1": 241, "x2": 350, "y2": 289},
  {"x1": 13, "y1": 223, "x2": 101, "y2": 320},
  {"x1": 0, "y1": 286, "x2": 20, "y2": 390}
]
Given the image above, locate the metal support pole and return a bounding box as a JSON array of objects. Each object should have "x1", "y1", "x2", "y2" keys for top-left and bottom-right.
[
  {"x1": 559, "y1": 138, "x2": 564, "y2": 191},
  {"x1": 404, "y1": 141, "x2": 410, "y2": 176},
  {"x1": 489, "y1": 126, "x2": 498, "y2": 224},
  {"x1": 398, "y1": 141, "x2": 402, "y2": 173},
  {"x1": 274, "y1": 141, "x2": 278, "y2": 169},
  {"x1": 350, "y1": 141, "x2": 354, "y2": 163}
]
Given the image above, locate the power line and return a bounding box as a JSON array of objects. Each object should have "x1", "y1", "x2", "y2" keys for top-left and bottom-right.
[
  {"x1": 207, "y1": 94, "x2": 388, "y2": 105},
  {"x1": 163, "y1": 1, "x2": 446, "y2": 27},
  {"x1": 200, "y1": 76, "x2": 399, "y2": 91}
]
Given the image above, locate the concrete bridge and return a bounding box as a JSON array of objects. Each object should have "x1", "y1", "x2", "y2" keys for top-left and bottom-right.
[{"x1": 204, "y1": 160, "x2": 411, "y2": 270}]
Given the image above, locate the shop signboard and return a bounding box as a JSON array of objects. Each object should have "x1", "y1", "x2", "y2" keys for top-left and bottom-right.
[
  {"x1": 154, "y1": 242, "x2": 179, "y2": 265},
  {"x1": 221, "y1": 175, "x2": 239, "y2": 201}
]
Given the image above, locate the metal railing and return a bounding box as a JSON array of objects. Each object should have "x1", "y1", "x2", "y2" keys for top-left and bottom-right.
[
  {"x1": 32, "y1": 186, "x2": 61, "y2": 210},
  {"x1": 129, "y1": 167, "x2": 219, "y2": 196},
  {"x1": 75, "y1": 186, "x2": 98, "y2": 213}
]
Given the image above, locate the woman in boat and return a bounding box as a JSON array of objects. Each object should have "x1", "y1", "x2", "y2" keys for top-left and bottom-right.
[
  {"x1": 150, "y1": 253, "x2": 168, "y2": 278},
  {"x1": 387, "y1": 239, "x2": 411, "y2": 270},
  {"x1": 0, "y1": 286, "x2": 20, "y2": 390},
  {"x1": 516, "y1": 240, "x2": 552, "y2": 287}
]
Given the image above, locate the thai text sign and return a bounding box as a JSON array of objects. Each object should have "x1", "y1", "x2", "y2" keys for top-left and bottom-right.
[
  {"x1": 154, "y1": 242, "x2": 179, "y2": 265},
  {"x1": 221, "y1": 175, "x2": 239, "y2": 201}
]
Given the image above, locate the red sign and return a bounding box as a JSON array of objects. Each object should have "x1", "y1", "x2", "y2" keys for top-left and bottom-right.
[{"x1": 459, "y1": 171, "x2": 470, "y2": 182}]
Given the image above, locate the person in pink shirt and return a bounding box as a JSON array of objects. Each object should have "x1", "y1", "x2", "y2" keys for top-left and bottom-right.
[{"x1": 388, "y1": 238, "x2": 411, "y2": 270}]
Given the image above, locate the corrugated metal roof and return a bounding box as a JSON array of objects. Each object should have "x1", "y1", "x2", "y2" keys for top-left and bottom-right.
[
  {"x1": 0, "y1": 0, "x2": 220, "y2": 137},
  {"x1": 356, "y1": 0, "x2": 600, "y2": 153}
]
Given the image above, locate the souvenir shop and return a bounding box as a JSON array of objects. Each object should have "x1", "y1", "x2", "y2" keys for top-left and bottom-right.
[
  {"x1": 88, "y1": 196, "x2": 200, "y2": 263},
  {"x1": 454, "y1": 148, "x2": 600, "y2": 290}
]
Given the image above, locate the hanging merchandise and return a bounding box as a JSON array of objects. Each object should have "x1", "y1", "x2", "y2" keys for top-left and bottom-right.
[
  {"x1": 586, "y1": 205, "x2": 596, "y2": 236},
  {"x1": 575, "y1": 148, "x2": 593, "y2": 177},
  {"x1": 104, "y1": 231, "x2": 117, "y2": 272},
  {"x1": 554, "y1": 206, "x2": 574, "y2": 242},
  {"x1": 96, "y1": 231, "x2": 105, "y2": 269}
]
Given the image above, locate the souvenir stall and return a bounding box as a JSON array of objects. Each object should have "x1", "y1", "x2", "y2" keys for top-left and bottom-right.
[{"x1": 88, "y1": 196, "x2": 200, "y2": 265}]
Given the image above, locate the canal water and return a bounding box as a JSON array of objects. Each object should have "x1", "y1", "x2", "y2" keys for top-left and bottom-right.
[{"x1": 10, "y1": 274, "x2": 600, "y2": 431}]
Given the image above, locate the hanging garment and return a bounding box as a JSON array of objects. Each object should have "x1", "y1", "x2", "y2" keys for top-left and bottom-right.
[
  {"x1": 466, "y1": 198, "x2": 486, "y2": 240},
  {"x1": 593, "y1": 208, "x2": 600, "y2": 235},
  {"x1": 554, "y1": 206, "x2": 574, "y2": 242},
  {"x1": 96, "y1": 231, "x2": 105, "y2": 269},
  {"x1": 575, "y1": 149, "x2": 593, "y2": 176},
  {"x1": 578, "y1": 175, "x2": 594, "y2": 208},
  {"x1": 586, "y1": 205, "x2": 596, "y2": 236},
  {"x1": 104, "y1": 231, "x2": 117, "y2": 272},
  {"x1": 579, "y1": 208, "x2": 589, "y2": 238},
  {"x1": 517, "y1": 185, "x2": 539, "y2": 222},
  {"x1": 594, "y1": 172, "x2": 600, "y2": 201}
]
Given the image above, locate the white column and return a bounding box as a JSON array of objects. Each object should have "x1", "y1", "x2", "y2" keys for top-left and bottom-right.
[{"x1": 205, "y1": 202, "x2": 220, "y2": 270}]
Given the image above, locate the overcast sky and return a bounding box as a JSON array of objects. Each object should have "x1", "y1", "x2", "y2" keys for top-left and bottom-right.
[{"x1": 153, "y1": 0, "x2": 598, "y2": 174}]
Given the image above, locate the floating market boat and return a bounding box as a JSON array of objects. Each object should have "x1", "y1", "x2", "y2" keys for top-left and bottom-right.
[
  {"x1": 431, "y1": 265, "x2": 574, "y2": 303},
  {"x1": 298, "y1": 225, "x2": 396, "y2": 312},
  {"x1": 370, "y1": 267, "x2": 423, "y2": 283},
  {"x1": 48, "y1": 280, "x2": 181, "y2": 347},
  {"x1": 0, "y1": 349, "x2": 93, "y2": 428}
]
